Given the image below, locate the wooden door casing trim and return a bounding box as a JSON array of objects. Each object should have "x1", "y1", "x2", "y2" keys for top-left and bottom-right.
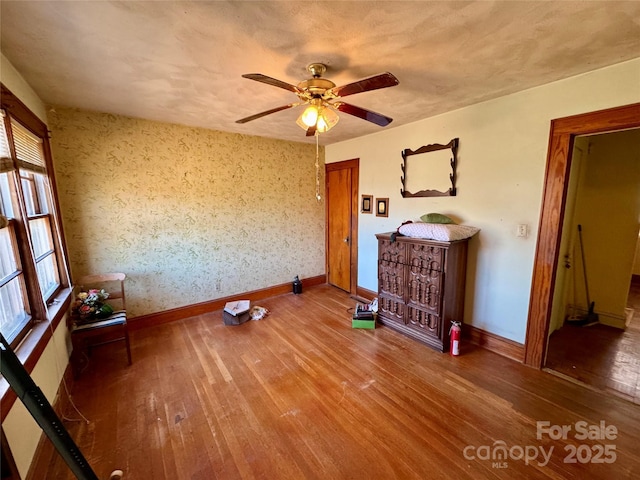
[
  {"x1": 325, "y1": 159, "x2": 359, "y2": 294},
  {"x1": 524, "y1": 103, "x2": 640, "y2": 368}
]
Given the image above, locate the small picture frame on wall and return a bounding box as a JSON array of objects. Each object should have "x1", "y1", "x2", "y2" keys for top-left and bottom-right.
[
  {"x1": 361, "y1": 194, "x2": 373, "y2": 214},
  {"x1": 376, "y1": 198, "x2": 389, "y2": 217}
]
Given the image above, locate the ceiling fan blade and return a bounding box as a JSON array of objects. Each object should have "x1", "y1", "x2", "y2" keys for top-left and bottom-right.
[
  {"x1": 236, "y1": 103, "x2": 300, "y2": 124},
  {"x1": 334, "y1": 102, "x2": 393, "y2": 127},
  {"x1": 329, "y1": 72, "x2": 399, "y2": 98},
  {"x1": 306, "y1": 124, "x2": 317, "y2": 137},
  {"x1": 241, "y1": 73, "x2": 300, "y2": 93}
]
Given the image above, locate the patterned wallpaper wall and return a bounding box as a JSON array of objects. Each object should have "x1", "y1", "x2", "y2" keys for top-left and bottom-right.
[{"x1": 48, "y1": 108, "x2": 326, "y2": 317}]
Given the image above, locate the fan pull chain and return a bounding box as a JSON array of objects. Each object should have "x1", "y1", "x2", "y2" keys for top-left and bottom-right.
[{"x1": 315, "y1": 132, "x2": 322, "y2": 202}]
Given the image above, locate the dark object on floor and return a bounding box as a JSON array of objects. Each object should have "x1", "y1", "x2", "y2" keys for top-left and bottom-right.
[
  {"x1": 352, "y1": 300, "x2": 377, "y2": 329},
  {"x1": 223, "y1": 310, "x2": 251, "y2": 325},
  {"x1": 223, "y1": 300, "x2": 251, "y2": 325},
  {"x1": 293, "y1": 275, "x2": 302, "y2": 294}
]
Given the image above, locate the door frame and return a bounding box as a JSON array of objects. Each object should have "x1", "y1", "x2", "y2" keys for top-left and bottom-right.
[
  {"x1": 325, "y1": 158, "x2": 359, "y2": 294},
  {"x1": 523, "y1": 103, "x2": 640, "y2": 367}
]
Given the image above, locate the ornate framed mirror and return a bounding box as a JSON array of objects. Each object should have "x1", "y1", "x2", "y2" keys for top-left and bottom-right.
[{"x1": 400, "y1": 138, "x2": 458, "y2": 197}]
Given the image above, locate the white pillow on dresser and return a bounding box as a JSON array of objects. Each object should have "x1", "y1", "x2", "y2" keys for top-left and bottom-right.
[{"x1": 398, "y1": 222, "x2": 480, "y2": 241}]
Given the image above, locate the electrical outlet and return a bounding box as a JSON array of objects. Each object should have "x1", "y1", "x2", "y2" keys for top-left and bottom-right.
[
  {"x1": 215, "y1": 279, "x2": 222, "y2": 291},
  {"x1": 517, "y1": 224, "x2": 528, "y2": 237}
]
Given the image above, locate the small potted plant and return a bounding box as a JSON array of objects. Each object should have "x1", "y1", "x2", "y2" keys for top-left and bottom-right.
[{"x1": 72, "y1": 288, "x2": 114, "y2": 322}]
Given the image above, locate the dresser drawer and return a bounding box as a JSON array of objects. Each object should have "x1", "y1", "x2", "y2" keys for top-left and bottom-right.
[
  {"x1": 407, "y1": 243, "x2": 444, "y2": 273},
  {"x1": 406, "y1": 267, "x2": 442, "y2": 313},
  {"x1": 378, "y1": 260, "x2": 405, "y2": 299},
  {"x1": 379, "y1": 238, "x2": 406, "y2": 264},
  {"x1": 378, "y1": 294, "x2": 405, "y2": 325},
  {"x1": 406, "y1": 305, "x2": 441, "y2": 338}
]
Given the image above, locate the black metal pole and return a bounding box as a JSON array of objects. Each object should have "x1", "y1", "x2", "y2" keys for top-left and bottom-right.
[{"x1": 0, "y1": 333, "x2": 99, "y2": 480}]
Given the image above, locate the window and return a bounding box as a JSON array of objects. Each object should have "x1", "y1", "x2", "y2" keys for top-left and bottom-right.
[{"x1": 0, "y1": 85, "x2": 70, "y2": 348}]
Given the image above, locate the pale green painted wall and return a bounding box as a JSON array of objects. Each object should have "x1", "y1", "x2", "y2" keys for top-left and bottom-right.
[{"x1": 326, "y1": 58, "x2": 640, "y2": 343}]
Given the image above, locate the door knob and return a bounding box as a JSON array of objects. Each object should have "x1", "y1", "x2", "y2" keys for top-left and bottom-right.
[{"x1": 343, "y1": 236, "x2": 350, "y2": 243}]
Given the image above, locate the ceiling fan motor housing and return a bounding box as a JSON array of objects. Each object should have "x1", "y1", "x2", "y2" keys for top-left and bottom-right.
[
  {"x1": 297, "y1": 63, "x2": 336, "y2": 97},
  {"x1": 297, "y1": 77, "x2": 336, "y2": 96},
  {"x1": 307, "y1": 63, "x2": 327, "y2": 77}
]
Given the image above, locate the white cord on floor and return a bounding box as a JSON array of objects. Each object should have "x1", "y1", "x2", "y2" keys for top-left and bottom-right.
[
  {"x1": 60, "y1": 373, "x2": 90, "y2": 425},
  {"x1": 47, "y1": 315, "x2": 91, "y2": 424}
]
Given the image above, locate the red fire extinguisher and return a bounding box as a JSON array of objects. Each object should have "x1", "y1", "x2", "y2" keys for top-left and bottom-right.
[{"x1": 450, "y1": 321, "x2": 461, "y2": 356}]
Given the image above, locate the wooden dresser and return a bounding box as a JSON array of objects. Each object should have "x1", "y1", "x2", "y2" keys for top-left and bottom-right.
[{"x1": 375, "y1": 232, "x2": 469, "y2": 352}]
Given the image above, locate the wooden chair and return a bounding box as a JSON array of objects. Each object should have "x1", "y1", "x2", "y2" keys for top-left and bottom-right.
[{"x1": 70, "y1": 273, "x2": 132, "y2": 376}]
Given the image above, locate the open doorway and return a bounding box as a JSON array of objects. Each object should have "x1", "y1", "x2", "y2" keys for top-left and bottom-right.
[
  {"x1": 543, "y1": 129, "x2": 640, "y2": 403},
  {"x1": 524, "y1": 103, "x2": 640, "y2": 369}
]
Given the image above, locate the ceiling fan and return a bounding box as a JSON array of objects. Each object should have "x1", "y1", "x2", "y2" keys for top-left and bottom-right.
[{"x1": 236, "y1": 63, "x2": 399, "y2": 136}]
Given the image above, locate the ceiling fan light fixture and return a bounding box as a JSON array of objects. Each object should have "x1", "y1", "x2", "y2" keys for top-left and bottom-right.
[
  {"x1": 316, "y1": 107, "x2": 339, "y2": 133},
  {"x1": 297, "y1": 104, "x2": 319, "y2": 129},
  {"x1": 296, "y1": 102, "x2": 340, "y2": 133}
]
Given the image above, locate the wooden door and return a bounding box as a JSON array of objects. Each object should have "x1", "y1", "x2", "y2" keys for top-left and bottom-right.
[{"x1": 326, "y1": 159, "x2": 359, "y2": 293}]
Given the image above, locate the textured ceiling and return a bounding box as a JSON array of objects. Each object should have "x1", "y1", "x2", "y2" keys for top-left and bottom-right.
[{"x1": 1, "y1": 1, "x2": 639, "y2": 145}]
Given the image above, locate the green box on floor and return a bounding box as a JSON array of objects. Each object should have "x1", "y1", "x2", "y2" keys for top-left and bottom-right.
[{"x1": 352, "y1": 316, "x2": 376, "y2": 329}]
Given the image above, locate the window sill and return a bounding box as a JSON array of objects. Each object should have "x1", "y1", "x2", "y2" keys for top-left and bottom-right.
[{"x1": 0, "y1": 287, "x2": 73, "y2": 418}]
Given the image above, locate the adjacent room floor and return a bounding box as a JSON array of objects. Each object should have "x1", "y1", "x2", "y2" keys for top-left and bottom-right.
[
  {"x1": 545, "y1": 277, "x2": 640, "y2": 404},
  {"x1": 30, "y1": 285, "x2": 640, "y2": 479}
]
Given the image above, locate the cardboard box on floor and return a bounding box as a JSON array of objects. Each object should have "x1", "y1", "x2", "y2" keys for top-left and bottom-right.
[{"x1": 223, "y1": 300, "x2": 251, "y2": 325}]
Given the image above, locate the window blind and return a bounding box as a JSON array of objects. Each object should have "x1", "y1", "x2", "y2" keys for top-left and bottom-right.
[{"x1": 10, "y1": 118, "x2": 46, "y2": 174}]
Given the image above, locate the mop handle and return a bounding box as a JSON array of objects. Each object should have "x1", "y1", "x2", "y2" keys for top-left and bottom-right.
[{"x1": 578, "y1": 224, "x2": 591, "y2": 306}]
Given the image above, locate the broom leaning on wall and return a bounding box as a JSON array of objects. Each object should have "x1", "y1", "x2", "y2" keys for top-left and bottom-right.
[{"x1": 566, "y1": 224, "x2": 599, "y2": 327}]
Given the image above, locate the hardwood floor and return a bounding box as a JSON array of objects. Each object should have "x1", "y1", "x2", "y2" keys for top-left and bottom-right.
[
  {"x1": 546, "y1": 277, "x2": 640, "y2": 404},
  {"x1": 30, "y1": 285, "x2": 640, "y2": 479}
]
